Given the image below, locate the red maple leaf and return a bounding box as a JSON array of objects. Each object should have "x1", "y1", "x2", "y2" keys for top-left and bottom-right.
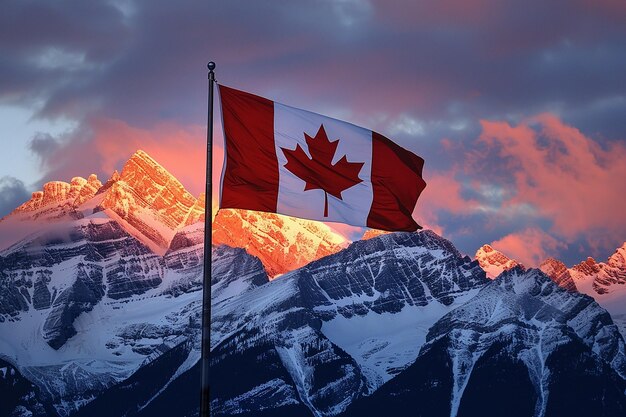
[{"x1": 281, "y1": 124, "x2": 364, "y2": 217}]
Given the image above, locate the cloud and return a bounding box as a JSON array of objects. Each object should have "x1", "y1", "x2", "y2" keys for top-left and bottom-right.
[
  {"x1": 4, "y1": 0, "x2": 624, "y2": 138},
  {"x1": 30, "y1": 117, "x2": 221, "y2": 198},
  {"x1": 478, "y1": 114, "x2": 626, "y2": 242},
  {"x1": 491, "y1": 227, "x2": 567, "y2": 267},
  {"x1": 29, "y1": 132, "x2": 61, "y2": 162},
  {"x1": 0, "y1": 0, "x2": 208, "y2": 125},
  {"x1": 0, "y1": 176, "x2": 31, "y2": 218},
  {"x1": 416, "y1": 170, "x2": 478, "y2": 234}
]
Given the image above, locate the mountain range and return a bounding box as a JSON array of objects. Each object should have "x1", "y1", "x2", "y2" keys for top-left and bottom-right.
[
  {"x1": 476, "y1": 242, "x2": 626, "y2": 338},
  {"x1": 0, "y1": 150, "x2": 624, "y2": 417}
]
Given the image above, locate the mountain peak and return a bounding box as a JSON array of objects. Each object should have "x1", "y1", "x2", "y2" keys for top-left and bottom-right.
[
  {"x1": 608, "y1": 243, "x2": 626, "y2": 269},
  {"x1": 10, "y1": 175, "x2": 102, "y2": 219},
  {"x1": 539, "y1": 257, "x2": 577, "y2": 292},
  {"x1": 475, "y1": 244, "x2": 523, "y2": 279},
  {"x1": 572, "y1": 256, "x2": 601, "y2": 276},
  {"x1": 96, "y1": 150, "x2": 198, "y2": 254},
  {"x1": 479, "y1": 244, "x2": 495, "y2": 252}
]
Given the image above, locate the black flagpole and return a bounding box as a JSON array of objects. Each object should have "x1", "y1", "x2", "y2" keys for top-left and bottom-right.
[{"x1": 200, "y1": 61, "x2": 215, "y2": 417}]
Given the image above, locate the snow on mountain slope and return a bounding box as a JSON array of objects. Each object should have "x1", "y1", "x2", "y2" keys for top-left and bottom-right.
[
  {"x1": 570, "y1": 243, "x2": 626, "y2": 337},
  {"x1": 206, "y1": 230, "x2": 487, "y2": 417},
  {"x1": 342, "y1": 267, "x2": 626, "y2": 417},
  {"x1": 1, "y1": 148, "x2": 349, "y2": 278},
  {"x1": 213, "y1": 208, "x2": 348, "y2": 278},
  {"x1": 0, "y1": 177, "x2": 269, "y2": 416},
  {"x1": 309, "y1": 231, "x2": 487, "y2": 391},
  {"x1": 475, "y1": 241, "x2": 626, "y2": 339},
  {"x1": 475, "y1": 244, "x2": 523, "y2": 278}
]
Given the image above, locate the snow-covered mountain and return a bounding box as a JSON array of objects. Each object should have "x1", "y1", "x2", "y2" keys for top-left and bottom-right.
[
  {"x1": 62, "y1": 233, "x2": 626, "y2": 417},
  {"x1": 343, "y1": 267, "x2": 626, "y2": 417},
  {"x1": 475, "y1": 244, "x2": 523, "y2": 278},
  {"x1": 94, "y1": 150, "x2": 199, "y2": 254},
  {"x1": 10, "y1": 174, "x2": 103, "y2": 221},
  {"x1": 474, "y1": 241, "x2": 626, "y2": 338},
  {"x1": 0, "y1": 149, "x2": 345, "y2": 272},
  {"x1": 61, "y1": 230, "x2": 487, "y2": 417},
  {"x1": 1, "y1": 149, "x2": 625, "y2": 417},
  {"x1": 570, "y1": 244, "x2": 626, "y2": 337},
  {"x1": 0, "y1": 149, "x2": 349, "y2": 416},
  {"x1": 207, "y1": 231, "x2": 487, "y2": 417}
]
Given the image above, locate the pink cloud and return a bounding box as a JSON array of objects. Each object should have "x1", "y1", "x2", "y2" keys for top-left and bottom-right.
[
  {"x1": 416, "y1": 170, "x2": 478, "y2": 234},
  {"x1": 479, "y1": 113, "x2": 626, "y2": 244},
  {"x1": 37, "y1": 117, "x2": 225, "y2": 201},
  {"x1": 491, "y1": 228, "x2": 567, "y2": 267},
  {"x1": 89, "y1": 118, "x2": 224, "y2": 197}
]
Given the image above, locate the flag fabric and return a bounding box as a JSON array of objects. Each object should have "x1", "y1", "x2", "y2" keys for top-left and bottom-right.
[{"x1": 218, "y1": 84, "x2": 427, "y2": 231}]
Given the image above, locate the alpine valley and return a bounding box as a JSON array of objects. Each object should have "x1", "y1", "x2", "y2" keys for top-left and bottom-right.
[{"x1": 0, "y1": 150, "x2": 624, "y2": 417}]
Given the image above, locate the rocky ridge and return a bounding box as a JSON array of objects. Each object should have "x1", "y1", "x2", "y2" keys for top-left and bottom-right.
[
  {"x1": 539, "y1": 257, "x2": 577, "y2": 292},
  {"x1": 342, "y1": 267, "x2": 626, "y2": 417},
  {"x1": 475, "y1": 244, "x2": 523, "y2": 278},
  {"x1": 212, "y1": 208, "x2": 348, "y2": 277},
  {"x1": 10, "y1": 175, "x2": 103, "y2": 221}
]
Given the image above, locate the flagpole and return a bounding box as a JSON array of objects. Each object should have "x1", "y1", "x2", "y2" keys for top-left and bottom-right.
[{"x1": 200, "y1": 61, "x2": 215, "y2": 417}]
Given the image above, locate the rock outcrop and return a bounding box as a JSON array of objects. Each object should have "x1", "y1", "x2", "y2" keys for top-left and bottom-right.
[{"x1": 475, "y1": 244, "x2": 523, "y2": 278}]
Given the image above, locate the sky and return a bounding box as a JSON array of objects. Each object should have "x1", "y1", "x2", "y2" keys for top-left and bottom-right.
[{"x1": 1, "y1": 0, "x2": 625, "y2": 267}]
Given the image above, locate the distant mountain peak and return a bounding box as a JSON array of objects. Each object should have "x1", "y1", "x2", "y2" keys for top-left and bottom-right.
[
  {"x1": 9, "y1": 175, "x2": 103, "y2": 220},
  {"x1": 608, "y1": 243, "x2": 626, "y2": 269},
  {"x1": 475, "y1": 244, "x2": 523, "y2": 279},
  {"x1": 539, "y1": 257, "x2": 577, "y2": 292},
  {"x1": 572, "y1": 256, "x2": 601, "y2": 276},
  {"x1": 571, "y1": 246, "x2": 626, "y2": 299}
]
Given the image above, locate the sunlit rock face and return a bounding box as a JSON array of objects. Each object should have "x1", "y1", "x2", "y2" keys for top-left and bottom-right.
[
  {"x1": 361, "y1": 228, "x2": 389, "y2": 240},
  {"x1": 212, "y1": 208, "x2": 348, "y2": 278},
  {"x1": 540, "y1": 257, "x2": 577, "y2": 292},
  {"x1": 96, "y1": 150, "x2": 199, "y2": 253},
  {"x1": 10, "y1": 175, "x2": 103, "y2": 221},
  {"x1": 475, "y1": 244, "x2": 523, "y2": 279},
  {"x1": 571, "y1": 245, "x2": 626, "y2": 296}
]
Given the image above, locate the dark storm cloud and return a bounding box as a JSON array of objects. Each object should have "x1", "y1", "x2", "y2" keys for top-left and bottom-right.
[
  {"x1": 0, "y1": 177, "x2": 31, "y2": 218},
  {"x1": 0, "y1": 0, "x2": 208, "y2": 125},
  {"x1": 29, "y1": 132, "x2": 60, "y2": 159},
  {"x1": 2, "y1": 0, "x2": 624, "y2": 135},
  {"x1": 207, "y1": 0, "x2": 626, "y2": 134}
]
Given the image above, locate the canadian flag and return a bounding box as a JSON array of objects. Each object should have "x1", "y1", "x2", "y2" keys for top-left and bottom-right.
[{"x1": 218, "y1": 85, "x2": 427, "y2": 231}]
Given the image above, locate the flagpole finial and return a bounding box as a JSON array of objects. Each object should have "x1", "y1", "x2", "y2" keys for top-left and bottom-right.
[{"x1": 208, "y1": 61, "x2": 216, "y2": 71}]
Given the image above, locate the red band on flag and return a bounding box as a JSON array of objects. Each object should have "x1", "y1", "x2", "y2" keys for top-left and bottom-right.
[
  {"x1": 219, "y1": 85, "x2": 279, "y2": 212},
  {"x1": 367, "y1": 132, "x2": 426, "y2": 231}
]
